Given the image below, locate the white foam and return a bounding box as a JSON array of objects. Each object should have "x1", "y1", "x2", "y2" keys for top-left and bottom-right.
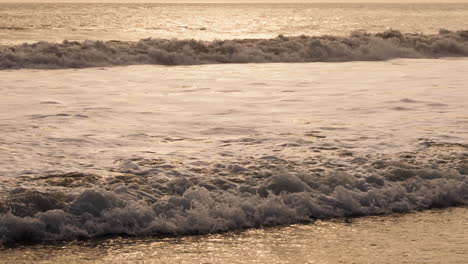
[{"x1": 0, "y1": 30, "x2": 467, "y2": 69}]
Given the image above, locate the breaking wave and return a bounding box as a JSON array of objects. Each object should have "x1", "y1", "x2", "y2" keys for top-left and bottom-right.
[
  {"x1": 1, "y1": 29, "x2": 468, "y2": 69},
  {"x1": 0, "y1": 142, "x2": 467, "y2": 244}
]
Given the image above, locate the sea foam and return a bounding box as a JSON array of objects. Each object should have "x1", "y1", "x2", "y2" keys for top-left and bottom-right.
[
  {"x1": 0, "y1": 30, "x2": 467, "y2": 69},
  {"x1": 1, "y1": 143, "x2": 467, "y2": 244}
]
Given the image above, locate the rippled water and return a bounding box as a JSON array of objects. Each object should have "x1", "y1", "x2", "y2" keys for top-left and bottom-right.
[
  {"x1": 0, "y1": 3, "x2": 468, "y2": 44},
  {"x1": 1, "y1": 59, "x2": 467, "y2": 243}
]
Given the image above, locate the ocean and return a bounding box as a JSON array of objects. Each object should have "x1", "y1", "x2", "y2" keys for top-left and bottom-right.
[{"x1": 0, "y1": 3, "x2": 467, "y2": 263}]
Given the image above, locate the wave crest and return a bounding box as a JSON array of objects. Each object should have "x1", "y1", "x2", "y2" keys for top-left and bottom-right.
[
  {"x1": 1, "y1": 29, "x2": 468, "y2": 69},
  {"x1": 1, "y1": 142, "x2": 467, "y2": 244}
]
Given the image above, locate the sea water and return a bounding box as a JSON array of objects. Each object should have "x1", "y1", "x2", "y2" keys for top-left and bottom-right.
[
  {"x1": 0, "y1": 3, "x2": 468, "y2": 44},
  {"x1": 0, "y1": 3, "x2": 467, "y2": 263}
]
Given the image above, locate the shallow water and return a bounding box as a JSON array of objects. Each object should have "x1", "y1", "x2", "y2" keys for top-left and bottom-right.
[
  {"x1": 1, "y1": 207, "x2": 466, "y2": 264},
  {"x1": 1, "y1": 59, "x2": 467, "y2": 180},
  {"x1": 0, "y1": 59, "x2": 467, "y2": 243}
]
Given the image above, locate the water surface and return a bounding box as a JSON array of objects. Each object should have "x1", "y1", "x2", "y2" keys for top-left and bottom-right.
[{"x1": 0, "y1": 3, "x2": 467, "y2": 44}]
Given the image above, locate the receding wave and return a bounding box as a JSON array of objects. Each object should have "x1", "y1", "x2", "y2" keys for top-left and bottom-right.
[
  {"x1": 0, "y1": 142, "x2": 467, "y2": 244},
  {"x1": 1, "y1": 29, "x2": 468, "y2": 69}
]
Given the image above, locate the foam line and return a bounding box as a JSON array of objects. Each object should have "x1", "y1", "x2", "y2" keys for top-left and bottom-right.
[{"x1": 1, "y1": 30, "x2": 467, "y2": 69}]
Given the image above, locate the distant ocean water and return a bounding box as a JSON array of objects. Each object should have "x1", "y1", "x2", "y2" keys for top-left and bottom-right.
[
  {"x1": 0, "y1": 3, "x2": 467, "y2": 255},
  {"x1": 0, "y1": 3, "x2": 468, "y2": 43}
]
